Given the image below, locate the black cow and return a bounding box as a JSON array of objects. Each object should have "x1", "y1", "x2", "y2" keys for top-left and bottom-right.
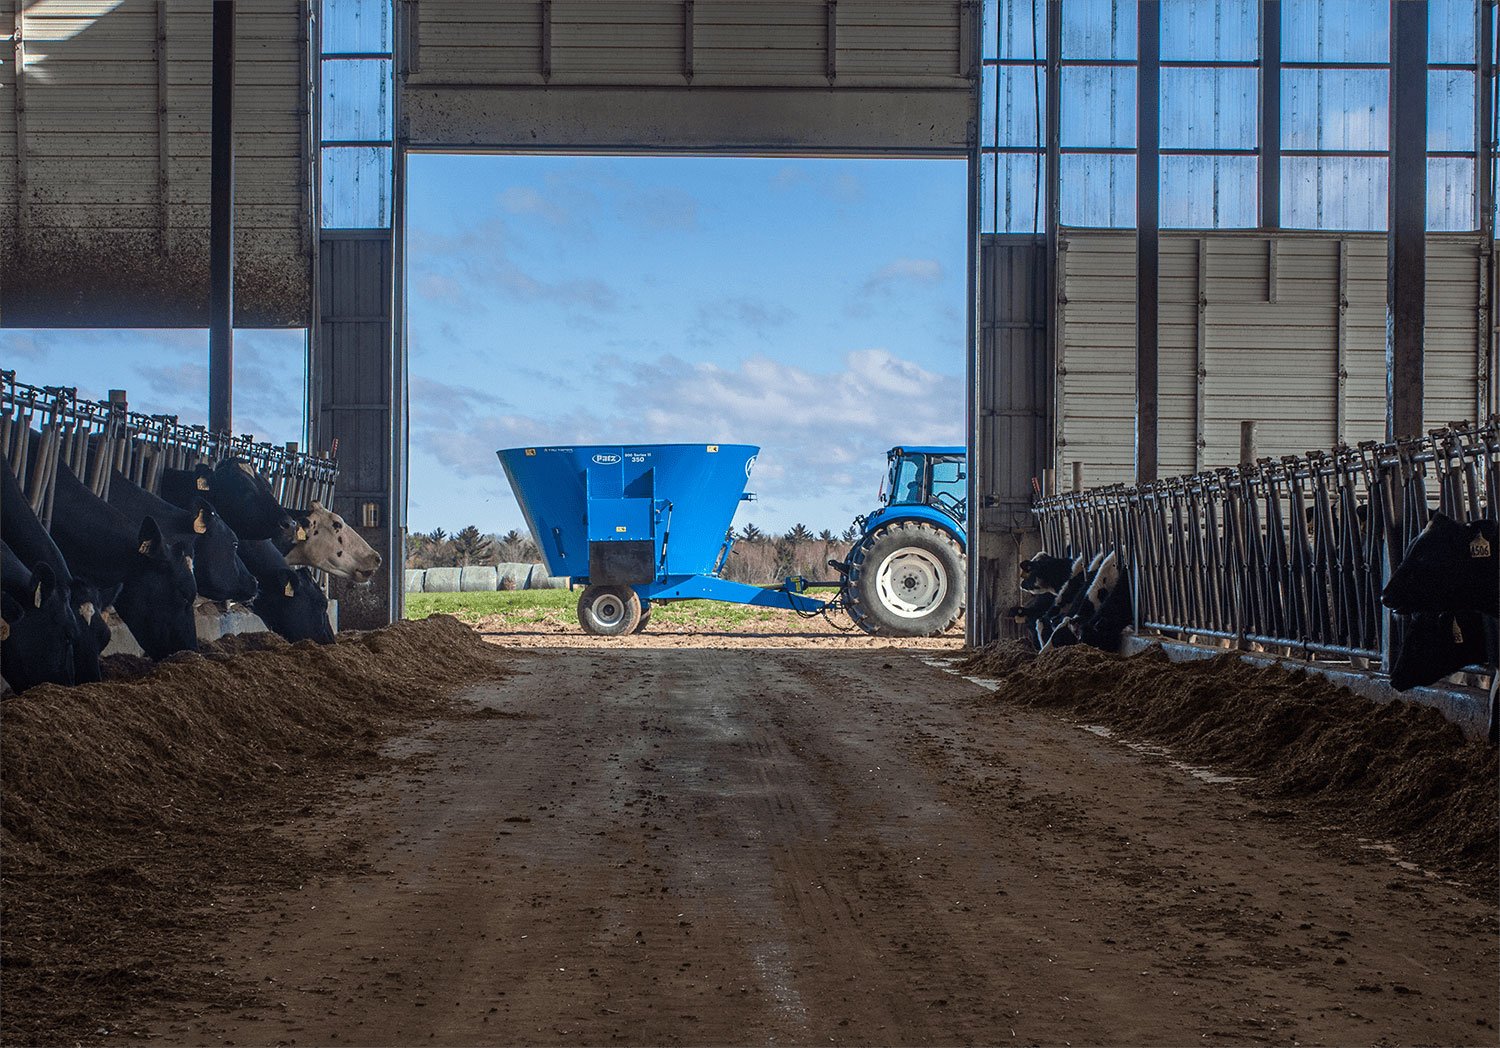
[
  {"x1": 1, "y1": 551, "x2": 77, "y2": 692},
  {"x1": 193, "y1": 459, "x2": 299, "y2": 543},
  {"x1": 159, "y1": 463, "x2": 215, "y2": 510},
  {"x1": 48, "y1": 460, "x2": 199, "y2": 659},
  {"x1": 107, "y1": 469, "x2": 257, "y2": 603},
  {"x1": 1390, "y1": 610, "x2": 1492, "y2": 691},
  {"x1": 237, "y1": 539, "x2": 335, "y2": 644},
  {"x1": 1382, "y1": 514, "x2": 1499, "y2": 616},
  {"x1": 1382, "y1": 513, "x2": 1499, "y2": 743},
  {"x1": 0, "y1": 451, "x2": 103, "y2": 683}
]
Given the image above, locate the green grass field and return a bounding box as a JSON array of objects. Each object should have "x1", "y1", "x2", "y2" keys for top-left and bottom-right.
[{"x1": 406, "y1": 587, "x2": 840, "y2": 631}]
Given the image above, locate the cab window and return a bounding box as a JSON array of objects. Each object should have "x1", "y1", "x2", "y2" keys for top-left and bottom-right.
[
  {"x1": 891, "y1": 454, "x2": 925, "y2": 505},
  {"x1": 930, "y1": 458, "x2": 965, "y2": 505}
]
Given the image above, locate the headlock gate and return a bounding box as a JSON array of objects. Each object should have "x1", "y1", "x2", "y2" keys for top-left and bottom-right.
[
  {"x1": 1, "y1": 370, "x2": 338, "y2": 525},
  {"x1": 1034, "y1": 420, "x2": 1500, "y2": 670}
]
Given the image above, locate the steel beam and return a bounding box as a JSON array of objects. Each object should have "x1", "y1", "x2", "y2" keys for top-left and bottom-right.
[
  {"x1": 208, "y1": 0, "x2": 236, "y2": 435},
  {"x1": 1259, "y1": 0, "x2": 1281, "y2": 229},
  {"x1": 1386, "y1": 0, "x2": 1427, "y2": 442},
  {"x1": 1136, "y1": 0, "x2": 1161, "y2": 483}
]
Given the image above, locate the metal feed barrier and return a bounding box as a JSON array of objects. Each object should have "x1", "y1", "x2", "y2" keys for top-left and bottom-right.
[
  {"x1": 1033, "y1": 420, "x2": 1499, "y2": 670},
  {"x1": 1, "y1": 369, "x2": 338, "y2": 525}
]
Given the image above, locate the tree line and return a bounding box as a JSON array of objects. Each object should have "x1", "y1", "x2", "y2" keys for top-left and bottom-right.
[{"x1": 406, "y1": 523, "x2": 857, "y2": 586}]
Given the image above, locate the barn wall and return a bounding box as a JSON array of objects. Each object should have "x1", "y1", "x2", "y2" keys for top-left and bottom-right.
[
  {"x1": 0, "y1": 0, "x2": 313, "y2": 327},
  {"x1": 1055, "y1": 230, "x2": 1494, "y2": 487},
  {"x1": 402, "y1": 0, "x2": 975, "y2": 153}
]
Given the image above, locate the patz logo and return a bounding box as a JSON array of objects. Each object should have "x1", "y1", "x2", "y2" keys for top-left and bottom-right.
[{"x1": 592, "y1": 453, "x2": 622, "y2": 465}]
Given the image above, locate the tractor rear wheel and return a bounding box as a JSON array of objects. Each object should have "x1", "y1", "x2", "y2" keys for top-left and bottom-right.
[
  {"x1": 846, "y1": 521, "x2": 965, "y2": 637},
  {"x1": 577, "y1": 585, "x2": 643, "y2": 636}
]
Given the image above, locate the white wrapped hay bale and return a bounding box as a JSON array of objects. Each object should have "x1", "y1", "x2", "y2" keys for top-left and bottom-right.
[
  {"x1": 460, "y1": 565, "x2": 499, "y2": 592},
  {"x1": 423, "y1": 567, "x2": 462, "y2": 593},
  {"x1": 495, "y1": 562, "x2": 531, "y2": 591},
  {"x1": 404, "y1": 569, "x2": 426, "y2": 593},
  {"x1": 525, "y1": 564, "x2": 569, "y2": 589}
]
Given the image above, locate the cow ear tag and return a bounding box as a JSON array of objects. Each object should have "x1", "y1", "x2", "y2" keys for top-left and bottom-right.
[
  {"x1": 196, "y1": 475, "x2": 210, "y2": 491},
  {"x1": 1469, "y1": 533, "x2": 1492, "y2": 558},
  {"x1": 1451, "y1": 618, "x2": 1466, "y2": 645},
  {"x1": 295, "y1": 525, "x2": 308, "y2": 542},
  {"x1": 284, "y1": 580, "x2": 295, "y2": 598},
  {"x1": 193, "y1": 510, "x2": 208, "y2": 534},
  {"x1": 137, "y1": 539, "x2": 153, "y2": 556},
  {"x1": 32, "y1": 584, "x2": 43, "y2": 609}
]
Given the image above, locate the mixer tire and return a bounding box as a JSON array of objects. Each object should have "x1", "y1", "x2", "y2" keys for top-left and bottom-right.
[{"x1": 577, "y1": 585, "x2": 643, "y2": 636}]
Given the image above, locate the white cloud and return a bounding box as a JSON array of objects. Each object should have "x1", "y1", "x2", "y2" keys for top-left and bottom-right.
[
  {"x1": 861, "y1": 258, "x2": 944, "y2": 295},
  {"x1": 407, "y1": 347, "x2": 962, "y2": 532}
]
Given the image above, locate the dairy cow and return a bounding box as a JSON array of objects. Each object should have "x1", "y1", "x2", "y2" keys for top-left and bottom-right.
[
  {"x1": 1, "y1": 544, "x2": 79, "y2": 691},
  {"x1": 48, "y1": 460, "x2": 199, "y2": 659},
  {"x1": 1390, "y1": 611, "x2": 1492, "y2": 691},
  {"x1": 1020, "y1": 552, "x2": 1077, "y2": 595},
  {"x1": 0, "y1": 451, "x2": 104, "y2": 682},
  {"x1": 107, "y1": 469, "x2": 257, "y2": 603},
  {"x1": 237, "y1": 539, "x2": 335, "y2": 644},
  {"x1": 281, "y1": 501, "x2": 382, "y2": 582}
]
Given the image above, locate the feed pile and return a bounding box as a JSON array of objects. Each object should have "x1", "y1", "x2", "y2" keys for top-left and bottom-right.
[
  {"x1": 2, "y1": 615, "x2": 506, "y2": 1044},
  {"x1": 957, "y1": 641, "x2": 1497, "y2": 882}
]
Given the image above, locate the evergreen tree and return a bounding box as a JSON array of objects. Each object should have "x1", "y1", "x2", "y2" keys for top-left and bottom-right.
[{"x1": 451, "y1": 525, "x2": 494, "y2": 567}]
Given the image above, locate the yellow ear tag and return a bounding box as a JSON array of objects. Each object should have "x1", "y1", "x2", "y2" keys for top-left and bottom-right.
[
  {"x1": 138, "y1": 540, "x2": 152, "y2": 556},
  {"x1": 1469, "y1": 534, "x2": 1492, "y2": 558},
  {"x1": 33, "y1": 586, "x2": 43, "y2": 609},
  {"x1": 196, "y1": 475, "x2": 210, "y2": 491},
  {"x1": 295, "y1": 525, "x2": 308, "y2": 542},
  {"x1": 193, "y1": 511, "x2": 208, "y2": 535},
  {"x1": 284, "y1": 580, "x2": 295, "y2": 598},
  {"x1": 1451, "y1": 618, "x2": 1466, "y2": 645}
]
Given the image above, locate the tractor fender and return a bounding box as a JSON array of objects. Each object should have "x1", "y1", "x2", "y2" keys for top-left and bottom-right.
[{"x1": 859, "y1": 505, "x2": 966, "y2": 551}]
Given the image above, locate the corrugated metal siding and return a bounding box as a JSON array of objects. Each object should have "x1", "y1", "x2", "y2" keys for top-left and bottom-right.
[
  {"x1": 1057, "y1": 230, "x2": 1489, "y2": 486},
  {"x1": 0, "y1": 0, "x2": 311, "y2": 327},
  {"x1": 410, "y1": 0, "x2": 966, "y2": 88}
]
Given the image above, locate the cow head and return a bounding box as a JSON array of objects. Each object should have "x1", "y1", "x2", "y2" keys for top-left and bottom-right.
[
  {"x1": 1, "y1": 564, "x2": 78, "y2": 692},
  {"x1": 283, "y1": 501, "x2": 383, "y2": 583},
  {"x1": 1382, "y1": 514, "x2": 1499, "y2": 615},
  {"x1": 1390, "y1": 610, "x2": 1491, "y2": 691},
  {"x1": 209, "y1": 458, "x2": 299, "y2": 543},
  {"x1": 67, "y1": 578, "x2": 107, "y2": 684},
  {"x1": 183, "y1": 497, "x2": 259, "y2": 603},
  {"x1": 253, "y1": 566, "x2": 335, "y2": 644},
  {"x1": 1019, "y1": 552, "x2": 1076, "y2": 596},
  {"x1": 113, "y1": 518, "x2": 199, "y2": 659}
]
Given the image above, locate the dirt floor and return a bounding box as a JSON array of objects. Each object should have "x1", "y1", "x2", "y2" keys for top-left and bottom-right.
[
  {"x1": 122, "y1": 643, "x2": 1497, "y2": 1047},
  {"x1": 470, "y1": 614, "x2": 965, "y2": 650}
]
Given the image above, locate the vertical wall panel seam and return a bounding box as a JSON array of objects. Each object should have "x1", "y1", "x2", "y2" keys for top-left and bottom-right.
[
  {"x1": 12, "y1": 3, "x2": 26, "y2": 249},
  {"x1": 157, "y1": 0, "x2": 171, "y2": 255},
  {"x1": 1336, "y1": 239, "x2": 1348, "y2": 444},
  {"x1": 1194, "y1": 237, "x2": 1207, "y2": 472}
]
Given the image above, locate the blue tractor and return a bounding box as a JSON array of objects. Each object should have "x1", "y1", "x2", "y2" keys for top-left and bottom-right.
[{"x1": 834, "y1": 445, "x2": 968, "y2": 637}]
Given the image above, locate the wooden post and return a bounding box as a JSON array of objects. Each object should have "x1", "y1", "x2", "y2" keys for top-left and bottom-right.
[
  {"x1": 1072, "y1": 461, "x2": 1084, "y2": 493},
  {"x1": 1239, "y1": 420, "x2": 1258, "y2": 466},
  {"x1": 1042, "y1": 467, "x2": 1056, "y2": 497}
]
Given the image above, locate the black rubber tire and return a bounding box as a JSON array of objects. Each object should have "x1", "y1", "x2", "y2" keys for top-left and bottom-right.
[
  {"x1": 577, "y1": 584, "x2": 643, "y2": 636},
  {"x1": 845, "y1": 521, "x2": 965, "y2": 638},
  {"x1": 632, "y1": 605, "x2": 653, "y2": 634}
]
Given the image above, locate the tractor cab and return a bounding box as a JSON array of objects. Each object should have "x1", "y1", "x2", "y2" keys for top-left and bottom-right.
[{"x1": 882, "y1": 446, "x2": 968, "y2": 524}]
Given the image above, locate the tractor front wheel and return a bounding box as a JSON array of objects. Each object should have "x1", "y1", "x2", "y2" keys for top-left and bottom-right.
[
  {"x1": 577, "y1": 584, "x2": 643, "y2": 636},
  {"x1": 846, "y1": 521, "x2": 965, "y2": 637}
]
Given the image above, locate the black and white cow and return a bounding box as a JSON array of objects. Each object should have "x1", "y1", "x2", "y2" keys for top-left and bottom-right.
[{"x1": 1383, "y1": 513, "x2": 1499, "y2": 743}]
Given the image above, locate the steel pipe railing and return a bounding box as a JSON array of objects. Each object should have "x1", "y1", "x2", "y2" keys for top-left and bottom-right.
[{"x1": 1, "y1": 369, "x2": 338, "y2": 527}]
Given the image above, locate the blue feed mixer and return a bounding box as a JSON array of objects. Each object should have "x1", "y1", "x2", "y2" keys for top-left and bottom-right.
[{"x1": 497, "y1": 443, "x2": 825, "y2": 634}]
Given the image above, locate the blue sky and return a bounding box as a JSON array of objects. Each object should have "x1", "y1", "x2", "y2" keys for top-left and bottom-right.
[{"x1": 1, "y1": 155, "x2": 966, "y2": 536}]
